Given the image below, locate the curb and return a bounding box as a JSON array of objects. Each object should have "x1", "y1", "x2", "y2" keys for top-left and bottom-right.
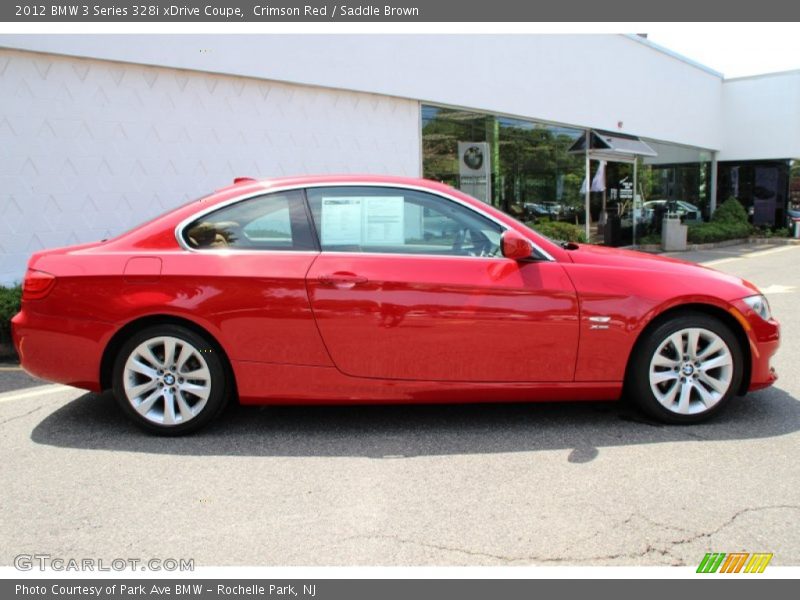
[{"x1": 639, "y1": 237, "x2": 800, "y2": 253}]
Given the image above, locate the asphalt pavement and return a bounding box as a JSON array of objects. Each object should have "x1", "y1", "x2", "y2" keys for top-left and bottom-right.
[
  {"x1": 0, "y1": 361, "x2": 42, "y2": 393},
  {"x1": 1, "y1": 243, "x2": 798, "y2": 567}
]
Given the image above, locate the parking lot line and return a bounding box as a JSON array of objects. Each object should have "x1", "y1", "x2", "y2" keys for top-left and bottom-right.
[
  {"x1": 702, "y1": 244, "x2": 799, "y2": 266},
  {"x1": 701, "y1": 257, "x2": 740, "y2": 266},
  {"x1": 0, "y1": 384, "x2": 75, "y2": 403}
]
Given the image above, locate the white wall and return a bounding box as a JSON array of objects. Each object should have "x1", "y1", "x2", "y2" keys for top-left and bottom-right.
[
  {"x1": 719, "y1": 71, "x2": 800, "y2": 161},
  {"x1": 2, "y1": 34, "x2": 724, "y2": 151},
  {"x1": 0, "y1": 49, "x2": 420, "y2": 285}
]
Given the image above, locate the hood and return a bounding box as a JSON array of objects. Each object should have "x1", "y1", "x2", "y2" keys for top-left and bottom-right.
[{"x1": 564, "y1": 243, "x2": 760, "y2": 296}]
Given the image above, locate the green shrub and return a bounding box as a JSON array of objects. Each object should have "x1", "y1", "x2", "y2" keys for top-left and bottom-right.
[
  {"x1": 711, "y1": 197, "x2": 749, "y2": 224},
  {"x1": 0, "y1": 285, "x2": 22, "y2": 341},
  {"x1": 686, "y1": 197, "x2": 752, "y2": 244},
  {"x1": 773, "y1": 227, "x2": 791, "y2": 238},
  {"x1": 752, "y1": 226, "x2": 791, "y2": 239},
  {"x1": 687, "y1": 221, "x2": 751, "y2": 244},
  {"x1": 638, "y1": 233, "x2": 661, "y2": 245},
  {"x1": 526, "y1": 220, "x2": 587, "y2": 243}
]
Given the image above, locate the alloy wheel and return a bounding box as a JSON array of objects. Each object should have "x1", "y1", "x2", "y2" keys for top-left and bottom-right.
[
  {"x1": 648, "y1": 327, "x2": 734, "y2": 415},
  {"x1": 122, "y1": 335, "x2": 212, "y2": 426}
]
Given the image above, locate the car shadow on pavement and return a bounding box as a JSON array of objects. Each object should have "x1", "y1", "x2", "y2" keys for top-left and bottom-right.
[{"x1": 30, "y1": 386, "x2": 800, "y2": 459}]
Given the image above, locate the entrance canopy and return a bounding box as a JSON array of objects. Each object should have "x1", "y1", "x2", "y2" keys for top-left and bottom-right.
[{"x1": 569, "y1": 130, "x2": 658, "y2": 163}]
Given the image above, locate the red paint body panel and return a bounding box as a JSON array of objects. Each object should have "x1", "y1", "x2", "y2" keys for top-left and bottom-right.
[
  {"x1": 12, "y1": 309, "x2": 109, "y2": 391},
  {"x1": 561, "y1": 244, "x2": 780, "y2": 385},
  {"x1": 18, "y1": 252, "x2": 331, "y2": 368},
  {"x1": 232, "y1": 361, "x2": 622, "y2": 404},
  {"x1": 307, "y1": 254, "x2": 578, "y2": 381},
  {"x1": 10, "y1": 175, "x2": 779, "y2": 407}
]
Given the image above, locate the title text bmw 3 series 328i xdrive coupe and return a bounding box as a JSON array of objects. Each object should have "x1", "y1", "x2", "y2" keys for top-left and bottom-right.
[{"x1": 12, "y1": 175, "x2": 780, "y2": 434}]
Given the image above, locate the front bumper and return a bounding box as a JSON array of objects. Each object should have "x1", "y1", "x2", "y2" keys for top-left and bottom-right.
[{"x1": 730, "y1": 299, "x2": 780, "y2": 392}]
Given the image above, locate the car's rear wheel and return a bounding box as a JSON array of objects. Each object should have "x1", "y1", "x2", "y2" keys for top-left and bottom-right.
[
  {"x1": 628, "y1": 313, "x2": 743, "y2": 423},
  {"x1": 112, "y1": 324, "x2": 229, "y2": 435}
]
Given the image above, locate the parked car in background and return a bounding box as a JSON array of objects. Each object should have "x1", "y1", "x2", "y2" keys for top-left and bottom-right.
[
  {"x1": 523, "y1": 202, "x2": 552, "y2": 218},
  {"x1": 541, "y1": 201, "x2": 562, "y2": 216},
  {"x1": 12, "y1": 175, "x2": 779, "y2": 434},
  {"x1": 643, "y1": 199, "x2": 704, "y2": 224},
  {"x1": 524, "y1": 201, "x2": 568, "y2": 221}
]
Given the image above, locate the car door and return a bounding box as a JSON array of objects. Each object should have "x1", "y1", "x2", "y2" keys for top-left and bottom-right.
[{"x1": 304, "y1": 185, "x2": 579, "y2": 382}]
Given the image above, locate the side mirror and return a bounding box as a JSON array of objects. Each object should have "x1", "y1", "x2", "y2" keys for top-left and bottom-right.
[{"x1": 501, "y1": 230, "x2": 534, "y2": 261}]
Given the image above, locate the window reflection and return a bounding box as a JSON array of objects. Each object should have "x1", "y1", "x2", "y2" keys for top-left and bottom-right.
[
  {"x1": 421, "y1": 106, "x2": 585, "y2": 227},
  {"x1": 717, "y1": 160, "x2": 793, "y2": 227},
  {"x1": 421, "y1": 104, "x2": 735, "y2": 245}
]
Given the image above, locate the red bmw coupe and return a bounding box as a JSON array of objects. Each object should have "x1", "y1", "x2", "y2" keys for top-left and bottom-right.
[{"x1": 12, "y1": 175, "x2": 780, "y2": 434}]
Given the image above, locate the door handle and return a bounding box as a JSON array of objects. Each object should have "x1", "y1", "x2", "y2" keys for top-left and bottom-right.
[{"x1": 318, "y1": 272, "x2": 368, "y2": 288}]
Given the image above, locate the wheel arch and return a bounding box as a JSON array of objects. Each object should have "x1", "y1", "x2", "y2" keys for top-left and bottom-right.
[
  {"x1": 99, "y1": 314, "x2": 237, "y2": 398},
  {"x1": 625, "y1": 302, "x2": 752, "y2": 396}
]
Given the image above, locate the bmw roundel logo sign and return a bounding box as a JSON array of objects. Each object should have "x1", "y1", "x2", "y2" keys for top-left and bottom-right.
[{"x1": 462, "y1": 145, "x2": 484, "y2": 171}]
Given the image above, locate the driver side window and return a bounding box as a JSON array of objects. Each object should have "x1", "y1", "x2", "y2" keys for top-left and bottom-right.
[
  {"x1": 183, "y1": 190, "x2": 316, "y2": 251},
  {"x1": 306, "y1": 186, "x2": 503, "y2": 257}
]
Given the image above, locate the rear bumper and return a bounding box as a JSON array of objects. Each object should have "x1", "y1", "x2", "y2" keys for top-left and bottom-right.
[{"x1": 11, "y1": 308, "x2": 112, "y2": 392}]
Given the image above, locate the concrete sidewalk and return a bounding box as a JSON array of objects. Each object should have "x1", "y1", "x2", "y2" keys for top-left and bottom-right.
[{"x1": 661, "y1": 240, "x2": 799, "y2": 265}]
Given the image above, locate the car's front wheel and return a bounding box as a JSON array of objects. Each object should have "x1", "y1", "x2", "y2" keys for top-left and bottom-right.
[
  {"x1": 628, "y1": 312, "x2": 744, "y2": 423},
  {"x1": 112, "y1": 324, "x2": 229, "y2": 435}
]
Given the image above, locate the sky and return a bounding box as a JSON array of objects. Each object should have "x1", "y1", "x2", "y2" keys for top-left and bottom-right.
[{"x1": 648, "y1": 24, "x2": 800, "y2": 78}]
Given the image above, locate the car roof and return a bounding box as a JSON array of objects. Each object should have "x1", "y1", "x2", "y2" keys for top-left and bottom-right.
[
  {"x1": 234, "y1": 174, "x2": 446, "y2": 190},
  {"x1": 207, "y1": 174, "x2": 465, "y2": 205},
  {"x1": 101, "y1": 174, "x2": 568, "y2": 261}
]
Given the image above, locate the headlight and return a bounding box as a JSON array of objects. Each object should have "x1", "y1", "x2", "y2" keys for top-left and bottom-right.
[{"x1": 743, "y1": 294, "x2": 772, "y2": 321}]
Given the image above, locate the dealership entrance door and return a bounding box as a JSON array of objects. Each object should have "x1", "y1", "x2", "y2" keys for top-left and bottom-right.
[{"x1": 569, "y1": 130, "x2": 658, "y2": 246}]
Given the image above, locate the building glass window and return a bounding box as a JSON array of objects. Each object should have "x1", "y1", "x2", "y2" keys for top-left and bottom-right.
[
  {"x1": 639, "y1": 141, "x2": 713, "y2": 217},
  {"x1": 626, "y1": 141, "x2": 713, "y2": 241},
  {"x1": 717, "y1": 160, "x2": 791, "y2": 228},
  {"x1": 495, "y1": 117, "x2": 585, "y2": 224},
  {"x1": 789, "y1": 160, "x2": 800, "y2": 215},
  {"x1": 421, "y1": 105, "x2": 585, "y2": 225},
  {"x1": 421, "y1": 104, "x2": 718, "y2": 246},
  {"x1": 422, "y1": 106, "x2": 492, "y2": 202}
]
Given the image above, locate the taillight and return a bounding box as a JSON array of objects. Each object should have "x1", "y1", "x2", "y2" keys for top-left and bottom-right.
[{"x1": 22, "y1": 269, "x2": 56, "y2": 300}]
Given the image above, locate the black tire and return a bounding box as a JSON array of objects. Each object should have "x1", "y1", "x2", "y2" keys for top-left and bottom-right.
[
  {"x1": 112, "y1": 324, "x2": 230, "y2": 435},
  {"x1": 627, "y1": 312, "x2": 743, "y2": 424}
]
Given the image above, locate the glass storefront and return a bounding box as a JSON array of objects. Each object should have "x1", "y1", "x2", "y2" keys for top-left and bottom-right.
[
  {"x1": 640, "y1": 142, "x2": 712, "y2": 215},
  {"x1": 421, "y1": 106, "x2": 585, "y2": 224},
  {"x1": 493, "y1": 117, "x2": 586, "y2": 223},
  {"x1": 717, "y1": 160, "x2": 794, "y2": 228},
  {"x1": 633, "y1": 142, "x2": 713, "y2": 243},
  {"x1": 422, "y1": 104, "x2": 728, "y2": 246},
  {"x1": 790, "y1": 160, "x2": 800, "y2": 215}
]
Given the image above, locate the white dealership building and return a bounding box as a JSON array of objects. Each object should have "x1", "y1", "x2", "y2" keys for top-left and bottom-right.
[{"x1": 1, "y1": 34, "x2": 799, "y2": 284}]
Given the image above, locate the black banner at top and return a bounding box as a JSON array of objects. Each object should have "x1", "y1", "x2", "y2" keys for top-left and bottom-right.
[{"x1": 4, "y1": 0, "x2": 800, "y2": 22}]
